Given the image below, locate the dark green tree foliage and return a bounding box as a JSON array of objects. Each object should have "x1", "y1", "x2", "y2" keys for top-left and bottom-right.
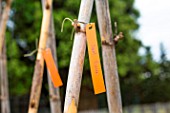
[
  {"x1": 6, "y1": 0, "x2": 41, "y2": 95},
  {"x1": 159, "y1": 43, "x2": 170, "y2": 76},
  {"x1": 139, "y1": 44, "x2": 170, "y2": 104},
  {"x1": 5, "y1": 0, "x2": 170, "y2": 107}
]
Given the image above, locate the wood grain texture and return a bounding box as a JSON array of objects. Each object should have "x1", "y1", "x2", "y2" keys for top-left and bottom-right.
[
  {"x1": 28, "y1": 0, "x2": 53, "y2": 113},
  {"x1": 95, "y1": 0, "x2": 123, "y2": 113},
  {"x1": 63, "y1": 0, "x2": 94, "y2": 113}
]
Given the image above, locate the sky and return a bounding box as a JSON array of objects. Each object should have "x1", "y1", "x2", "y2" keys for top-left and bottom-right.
[{"x1": 134, "y1": 0, "x2": 170, "y2": 61}]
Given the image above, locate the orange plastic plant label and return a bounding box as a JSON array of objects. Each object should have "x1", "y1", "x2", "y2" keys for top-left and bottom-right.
[
  {"x1": 86, "y1": 23, "x2": 106, "y2": 94},
  {"x1": 42, "y1": 48, "x2": 63, "y2": 87}
]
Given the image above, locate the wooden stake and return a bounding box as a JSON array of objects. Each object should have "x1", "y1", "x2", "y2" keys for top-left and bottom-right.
[
  {"x1": 46, "y1": 18, "x2": 62, "y2": 113},
  {"x1": 95, "y1": 0, "x2": 123, "y2": 113},
  {"x1": 0, "y1": 0, "x2": 12, "y2": 53},
  {"x1": 0, "y1": 0, "x2": 12, "y2": 113},
  {"x1": 63, "y1": 0, "x2": 94, "y2": 112},
  {"x1": 28, "y1": 0, "x2": 53, "y2": 113},
  {"x1": 42, "y1": 0, "x2": 62, "y2": 113},
  {"x1": 0, "y1": 40, "x2": 10, "y2": 113}
]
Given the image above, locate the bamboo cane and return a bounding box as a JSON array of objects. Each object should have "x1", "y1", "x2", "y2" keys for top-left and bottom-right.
[
  {"x1": 41, "y1": 0, "x2": 62, "y2": 113},
  {"x1": 63, "y1": 0, "x2": 94, "y2": 113},
  {"x1": 0, "y1": 0, "x2": 12, "y2": 53},
  {"x1": 95, "y1": 0, "x2": 122, "y2": 113},
  {"x1": 0, "y1": 0, "x2": 12, "y2": 113},
  {"x1": 46, "y1": 17, "x2": 62, "y2": 113},
  {"x1": 28, "y1": 0, "x2": 53, "y2": 113},
  {"x1": 0, "y1": 40, "x2": 10, "y2": 113}
]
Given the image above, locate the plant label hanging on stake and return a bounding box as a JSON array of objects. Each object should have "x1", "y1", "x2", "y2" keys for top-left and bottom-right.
[
  {"x1": 86, "y1": 23, "x2": 106, "y2": 94},
  {"x1": 42, "y1": 48, "x2": 63, "y2": 87}
]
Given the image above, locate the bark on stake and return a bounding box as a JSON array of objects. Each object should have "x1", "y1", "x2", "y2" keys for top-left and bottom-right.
[
  {"x1": 63, "y1": 0, "x2": 94, "y2": 113},
  {"x1": 95, "y1": 0, "x2": 122, "y2": 113},
  {"x1": 0, "y1": 0, "x2": 12, "y2": 113},
  {"x1": 28, "y1": 0, "x2": 52, "y2": 113},
  {"x1": 41, "y1": 0, "x2": 62, "y2": 113}
]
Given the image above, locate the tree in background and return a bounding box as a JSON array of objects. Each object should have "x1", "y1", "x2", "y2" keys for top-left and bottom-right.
[
  {"x1": 139, "y1": 44, "x2": 170, "y2": 104},
  {"x1": 159, "y1": 43, "x2": 170, "y2": 77}
]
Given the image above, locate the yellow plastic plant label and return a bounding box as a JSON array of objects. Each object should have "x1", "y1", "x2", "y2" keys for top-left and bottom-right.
[{"x1": 86, "y1": 23, "x2": 106, "y2": 94}]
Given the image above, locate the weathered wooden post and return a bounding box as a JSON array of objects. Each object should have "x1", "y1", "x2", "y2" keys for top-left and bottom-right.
[
  {"x1": 46, "y1": 8, "x2": 62, "y2": 113},
  {"x1": 63, "y1": 0, "x2": 94, "y2": 112},
  {"x1": 42, "y1": 0, "x2": 62, "y2": 113},
  {"x1": 0, "y1": 0, "x2": 13, "y2": 113},
  {"x1": 28, "y1": 0, "x2": 53, "y2": 113},
  {"x1": 95, "y1": 0, "x2": 122, "y2": 112},
  {"x1": 0, "y1": 40, "x2": 10, "y2": 113}
]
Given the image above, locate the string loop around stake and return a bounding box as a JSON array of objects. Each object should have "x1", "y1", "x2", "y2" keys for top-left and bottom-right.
[
  {"x1": 24, "y1": 38, "x2": 39, "y2": 57},
  {"x1": 24, "y1": 49, "x2": 38, "y2": 57},
  {"x1": 61, "y1": 18, "x2": 76, "y2": 40},
  {"x1": 24, "y1": 48, "x2": 46, "y2": 57},
  {"x1": 61, "y1": 18, "x2": 88, "y2": 32},
  {"x1": 61, "y1": 18, "x2": 74, "y2": 32},
  {"x1": 61, "y1": 18, "x2": 87, "y2": 38}
]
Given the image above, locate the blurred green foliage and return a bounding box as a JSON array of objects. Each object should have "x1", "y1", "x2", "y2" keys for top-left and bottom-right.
[{"x1": 4, "y1": 0, "x2": 170, "y2": 106}]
